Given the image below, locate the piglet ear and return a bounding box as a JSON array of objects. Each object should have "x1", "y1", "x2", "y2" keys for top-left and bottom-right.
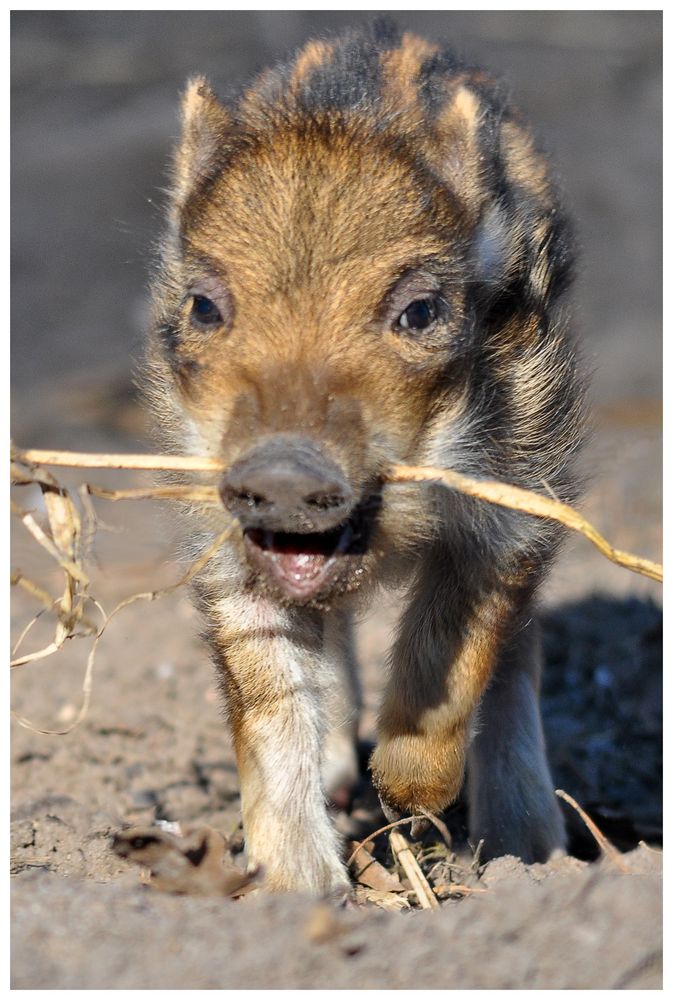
[
  {"x1": 433, "y1": 86, "x2": 485, "y2": 215},
  {"x1": 472, "y1": 202, "x2": 515, "y2": 292},
  {"x1": 170, "y1": 76, "x2": 231, "y2": 217}
]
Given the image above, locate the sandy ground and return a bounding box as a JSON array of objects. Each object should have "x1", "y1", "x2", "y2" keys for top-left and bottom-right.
[
  {"x1": 10, "y1": 851, "x2": 663, "y2": 990},
  {"x1": 11, "y1": 12, "x2": 662, "y2": 991}
]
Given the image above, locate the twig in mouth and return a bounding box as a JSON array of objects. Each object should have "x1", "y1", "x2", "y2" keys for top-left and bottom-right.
[
  {"x1": 11, "y1": 445, "x2": 662, "y2": 582},
  {"x1": 387, "y1": 464, "x2": 662, "y2": 583}
]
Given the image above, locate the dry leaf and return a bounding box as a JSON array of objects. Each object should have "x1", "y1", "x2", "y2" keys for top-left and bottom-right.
[
  {"x1": 349, "y1": 840, "x2": 405, "y2": 892},
  {"x1": 353, "y1": 886, "x2": 411, "y2": 911},
  {"x1": 42, "y1": 484, "x2": 80, "y2": 562},
  {"x1": 433, "y1": 883, "x2": 487, "y2": 899},
  {"x1": 112, "y1": 824, "x2": 260, "y2": 897}
]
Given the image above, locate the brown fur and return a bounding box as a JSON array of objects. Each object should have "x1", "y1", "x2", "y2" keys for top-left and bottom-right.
[{"x1": 144, "y1": 23, "x2": 586, "y2": 893}]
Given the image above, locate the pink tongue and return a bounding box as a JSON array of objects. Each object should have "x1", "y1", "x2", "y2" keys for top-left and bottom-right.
[{"x1": 275, "y1": 552, "x2": 327, "y2": 582}]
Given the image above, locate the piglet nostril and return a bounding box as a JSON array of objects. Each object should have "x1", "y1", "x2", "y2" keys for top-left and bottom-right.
[
  {"x1": 304, "y1": 493, "x2": 348, "y2": 512},
  {"x1": 236, "y1": 491, "x2": 265, "y2": 509},
  {"x1": 219, "y1": 484, "x2": 268, "y2": 514}
]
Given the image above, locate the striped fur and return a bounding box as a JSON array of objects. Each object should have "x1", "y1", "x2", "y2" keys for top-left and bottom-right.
[{"x1": 144, "y1": 23, "x2": 586, "y2": 893}]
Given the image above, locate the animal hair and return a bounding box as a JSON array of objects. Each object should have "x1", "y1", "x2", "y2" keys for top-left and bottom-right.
[{"x1": 143, "y1": 22, "x2": 587, "y2": 894}]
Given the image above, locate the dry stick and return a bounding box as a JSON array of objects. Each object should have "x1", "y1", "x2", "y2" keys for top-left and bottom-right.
[
  {"x1": 418, "y1": 807, "x2": 453, "y2": 849},
  {"x1": 10, "y1": 596, "x2": 105, "y2": 735},
  {"x1": 555, "y1": 788, "x2": 630, "y2": 874},
  {"x1": 11, "y1": 499, "x2": 89, "y2": 585},
  {"x1": 13, "y1": 447, "x2": 224, "y2": 473},
  {"x1": 87, "y1": 484, "x2": 220, "y2": 504},
  {"x1": 11, "y1": 447, "x2": 662, "y2": 583},
  {"x1": 346, "y1": 816, "x2": 426, "y2": 868},
  {"x1": 11, "y1": 525, "x2": 236, "y2": 736},
  {"x1": 433, "y1": 883, "x2": 487, "y2": 897},
  {"x1": 387, "y1": 464, "x2": 662, "y2": 583},
  {"x1": 389, "y1": 830, "x2": 440, "y2": 910},
  {"x1": 11, "y1": 605, "x2": 49, "y2": 657},
  {"x1": 10, "y1": 570, "x2": 97, "y2": 667},
  {"x1": 11, "y1": 571, "x2": 60, "y2": 613},
  {"x1": 11, "y1": 640, "x2": 63, "y2": 668}
]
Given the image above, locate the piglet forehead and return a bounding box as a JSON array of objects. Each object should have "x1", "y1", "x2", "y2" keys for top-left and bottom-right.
[{"x1": 181, "y1": 123, "x2": 462, "y2": 298}]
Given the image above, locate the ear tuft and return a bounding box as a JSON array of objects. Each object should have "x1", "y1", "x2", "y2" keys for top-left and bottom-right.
[
  {"x1": 181, "y1": 76, "x2": 219, "y2": 126},
  {"x1": 171, "y1": 76, "x2": 230, "y2": 217},
  {"x1": 473, "y1": 203, "x2": 512, "y2": 290},
  {"x1": 433, "y1": 85, "x2": 486, "y2": 217}
]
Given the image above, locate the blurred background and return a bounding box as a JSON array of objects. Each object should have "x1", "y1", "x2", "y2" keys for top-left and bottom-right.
[
  {"x1": 11, "y1": 11, "x2": 661, "y2": 441},
  {"x1": 11, "y1": 12, "x2": 662, "y2": 848}
]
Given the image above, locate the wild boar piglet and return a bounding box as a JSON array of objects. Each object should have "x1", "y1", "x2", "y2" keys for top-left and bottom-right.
[{"x1": 144, "y1": 22, "x2": 586, "y2": 894}]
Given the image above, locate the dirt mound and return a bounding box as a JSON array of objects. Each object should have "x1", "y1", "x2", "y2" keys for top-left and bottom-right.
[{"x1": 11, "y1": 846, "x2": 661, "y2": 989}]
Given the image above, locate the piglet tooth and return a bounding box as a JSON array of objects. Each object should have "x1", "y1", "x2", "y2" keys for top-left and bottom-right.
[{"x1": 263, "y1": 531, "x2": 275, "y2": 551}]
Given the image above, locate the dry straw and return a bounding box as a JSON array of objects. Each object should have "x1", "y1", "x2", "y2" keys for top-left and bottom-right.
[
  {"x1": 12, "y1": 445, "x2": 663, "y2": 582},
  {"x1": 10, "y1": 444, "x2": 662, "y2": 736}
]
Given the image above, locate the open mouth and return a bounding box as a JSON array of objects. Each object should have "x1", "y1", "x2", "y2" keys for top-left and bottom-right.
[{"x1": 243, "y1": 507, "x2": 373, "y2": 601}]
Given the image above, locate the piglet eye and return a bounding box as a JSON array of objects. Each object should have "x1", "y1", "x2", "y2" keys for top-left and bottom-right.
[
  {"x1": 397, "y1": 297, "x2": 438, "y2": 333},
  {"x1": 190, "y1": 294, "x2": 222, "y2": 326}
]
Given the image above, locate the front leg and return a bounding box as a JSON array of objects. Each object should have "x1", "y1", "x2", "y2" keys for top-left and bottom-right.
[
  {"x1": 210, "y1": 596, "x2": 350, "y2": 895},
  {"x1": 371, "y1": 548, "x2": 520, "y2": 823},
  {"x1": 321, "y1": 610, "x2": 361, "y2": 811},
  {"x1": 467, "y1": 618, "x2": 566, "y2": 862}
]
